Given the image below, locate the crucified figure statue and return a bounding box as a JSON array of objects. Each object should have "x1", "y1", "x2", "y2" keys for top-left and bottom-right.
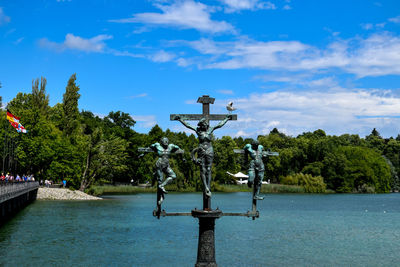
[
  {"x1": 139, "y1": 137, "x2": 183, "y2": 206},
  {"x1": 174, "y1": 115, "x2": 231, "y2": 198}
]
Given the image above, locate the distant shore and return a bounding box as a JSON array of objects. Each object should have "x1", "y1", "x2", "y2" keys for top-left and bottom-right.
[
  {"x1": 37, "y1": 187, "x2": 102, "y2": 200},
  {"x1": 87, "y1": 183, "x2": 308, "y2": 196}
]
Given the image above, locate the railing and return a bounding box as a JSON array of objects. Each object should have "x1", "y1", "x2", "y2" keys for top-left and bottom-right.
[
  {"x1": 0, "y1": 180, "x2": 38, "y2": 186},
  {"x1": 0, "y1": 181, "x2": 39, "y2": 203}
]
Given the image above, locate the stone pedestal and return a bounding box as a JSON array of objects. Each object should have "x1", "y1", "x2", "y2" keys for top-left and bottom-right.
[{"x1": 192, "y1": 209, "x2": 222, "y2": 267}]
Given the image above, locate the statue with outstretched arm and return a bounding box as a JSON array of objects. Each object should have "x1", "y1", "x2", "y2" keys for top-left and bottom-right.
[
  {"x1": 174, "y1": 115, "x2": 231, "y2": 198},
  {"x1": 243, "y1": 140, "x2": 267, "y2": 200},
  {"x1": 139, "y1": 137, "x2": 183, "y2": 206}
]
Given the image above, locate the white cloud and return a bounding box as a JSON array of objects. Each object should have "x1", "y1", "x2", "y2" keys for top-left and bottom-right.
[
  {"x1": 0, "y1": 7, "x2": 10, "y2": 25},
  {"x1": 111, "y1": 49, "x2": 144, "y2": 58},
  {"x1": 176, "y1": 57, "x2": 191, "y2": 67},
  {"x1": 361, "y1": 14, "x2": 400, "y2": 31},
  {"x1": 361, "y1": 23, "x2": 373, "y2": 30},
  {"x1": 39, "y1": 33, "x2": 113, "y2": 53},
  {"x1": 234, "y1": 130, "x2": 250, "y2": 137},
  {"x1": 217, "y1": 89, "x2": 234, "y2": 95},
  {"x1": 184, "y1": 99, "x2": 197, "y2": 105},
  {"x1": 361, "y1": 22, "x2": 386, "y2": 30},
  {"x1": 110, "y1": 0, "x2": 234, "y2": 34},
  {"x1": 176, "y1": 33, "x2": 400, "y2": 77},
  {"x1": 200, "y1": 39, "x2": 313, "y2": 70},
  {"x1": 187, "y1": 38, "x2": 228, "y2": 54},
  {"x1": 283, "y1": 4, "x2": 291, "y2": 10},
  {"x1": 221, "y1": 88, "x2": 400, "y2": 137},
  {"x1": 128, "y1": 93, "x2": 148, "y2": 99},
  {"x1": 150, "y1": 50, "x2": 176, "y2": 62},
  {"x1": 347, "y1": 33, "x2": 400, "y2": 77},
  {"x1": 389, "y1": 15, "x2": 400, "y2": 23},
  {"x1": 220, "y1": 0, "x2": 276, "y2": 12},
  {"x1": 255, "y1": 72, "x2": 313, "y2": 83},
  {"x1": 376, "y1": 22, "x2": 386, "y2": 28},
  {"x1": 131, "y1": 115, "x2": 157, "y2": 128}
]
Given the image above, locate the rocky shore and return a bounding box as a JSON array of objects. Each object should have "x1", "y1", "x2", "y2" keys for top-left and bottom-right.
[{"x1": 37, "y1": 187, "x2": 102, "y2": 200}]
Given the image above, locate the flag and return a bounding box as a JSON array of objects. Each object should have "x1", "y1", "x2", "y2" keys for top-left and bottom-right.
[{"x1": 7, "y1": 110, "x2": 27, "y2": 133}]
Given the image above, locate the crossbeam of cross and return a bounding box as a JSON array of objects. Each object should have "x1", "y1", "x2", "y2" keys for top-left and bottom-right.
[
  {"x1": 170, "y1": 95, "x2": 237, "y2": 123},
  {"x1": 234, "y1": 149, "x2": 279, "y2": 156}
]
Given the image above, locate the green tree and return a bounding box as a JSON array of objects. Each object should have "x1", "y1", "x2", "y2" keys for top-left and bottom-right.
[
  {"x1": 213, "y1": 136, "x2": 240, "y2": 184},
  {"x1": 31, "y1": 77, "x2": 49, "y2": 123},
  {"x1": 323, "y1": 146, "x2": 391, "y2": 193},
  {"x1": 63, "y1": 74, "x2": 81, "y2": 136},
  {"x1": 80, "y1": 128, "x2": 128, "y2": 190},
  {"x1": 366, "y1": 128, "x2": 385, "y2": 151}
]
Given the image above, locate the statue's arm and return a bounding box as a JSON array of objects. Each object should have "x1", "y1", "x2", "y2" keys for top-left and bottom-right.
[
  {"x1": 174, "y1": 115, "x2": 197, "y2": 132},
  {"x1": 150, "y1": 143, "x2": 160, "y2": 152},
  {"x1": 243, "y1": 144, "x2": 251, "y2": 164},
  {"x1": 259, "y1": 145, "x2": 268, "y2": 157},
  {"x1": 210, "y1": 115, "x2": 231, "y2": 133},
  {"x1": 138, "y1": 146, "x2": 154, "y2": 153},
  {"x1": 171, "y1": 144, "x2": 184, "y2": 154}
]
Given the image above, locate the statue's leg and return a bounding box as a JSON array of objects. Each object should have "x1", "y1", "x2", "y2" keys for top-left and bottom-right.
[
  {"x1": 254, "y1": 171, "x2": 264, "y2": 200},
  {"x1": 206, "y1": 156, "x2": 213, "y2": 192},
  {"x1": 157, "y1": 169, "x2": 167, "y2": 196},
  {"x1": 159, "y1": 168, "x2": 176, "y2": 193},
  {"x1": 248, "y1": 168, "x2": 255, "y2": 188},
  {"x1": 157, "y1": 188, "x2": 164, "y2": 207},
  {"x1": 156, "y1": 169, "x2": 163, "y2": 184},
  {"x1": 157, "y1": 172, "x2": 165, "y2": 207},
  {"x1": 201, "y1": 160, "x2": 211, "y2": 197}
]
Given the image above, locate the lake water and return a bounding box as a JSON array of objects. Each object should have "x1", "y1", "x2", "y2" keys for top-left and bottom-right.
[{"x1": 1, "y1": 193, "x2": 400, "y2": 266}]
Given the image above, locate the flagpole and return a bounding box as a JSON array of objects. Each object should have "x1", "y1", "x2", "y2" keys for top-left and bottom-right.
[
  {"x1": 2, "y1": 110, "x2": 10, "y2": 176},
  {"x1": 5, "y1": 109, "x2": 27, "y2": 177},
  {"x1": 2, "y1": 121, "x2": 6, "y2": 175}
]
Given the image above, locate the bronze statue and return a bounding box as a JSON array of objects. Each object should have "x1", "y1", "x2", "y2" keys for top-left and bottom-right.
[
  {"x1": 243, "y1": 139, "x2": 267, "y2": 200},
  {"x1": 139, "y1": 137, "x2": 183, "y2": 205},
  {"x1": 174, "y1": 115, "x2": 231, "y2": 197}
]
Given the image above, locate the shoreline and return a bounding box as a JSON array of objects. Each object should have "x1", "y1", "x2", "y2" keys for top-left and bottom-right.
[
  {"x1": 37, "y1": 187, "x2": 102, "y2": 200},
  {"x1": 88, "y1": 183, "x2": 307, "y2": 195}
]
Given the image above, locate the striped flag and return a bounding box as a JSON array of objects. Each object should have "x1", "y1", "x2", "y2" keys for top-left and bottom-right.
[{"x1": 7, "y1": 110, "x2": 27, "y2": 133}]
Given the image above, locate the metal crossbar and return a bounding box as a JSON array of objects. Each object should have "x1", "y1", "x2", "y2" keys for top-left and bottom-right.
[{"x1": 153, "y1": 210, "x2": 259, "y2": 218}]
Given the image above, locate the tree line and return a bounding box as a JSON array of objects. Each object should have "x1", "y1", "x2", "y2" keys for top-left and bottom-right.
[{"x1": 2, "y1": 75, "x2": 398, "y2": 193}]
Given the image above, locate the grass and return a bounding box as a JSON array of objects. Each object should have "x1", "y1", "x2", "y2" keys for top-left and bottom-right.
[
  {"x1": 88, "y1": 185, "x2": 156, "y2": 196},
  {"x1": 260, "y1": 183, "x2": 305, "y2": 193},
  {"x1": 88, "y1": 183, "x2": 305, "y2": 196},
  {"x1": 213, "y1": 184, "x2": 305, "y2": 193}
]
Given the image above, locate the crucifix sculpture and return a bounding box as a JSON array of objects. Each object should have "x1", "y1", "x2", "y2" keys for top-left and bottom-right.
[
  {"x1": 171, "y1": 95, "x2": 237, "y2": 210},
  {"x1": 147, "y1": 95, "x2": 266, "y2": 267}
]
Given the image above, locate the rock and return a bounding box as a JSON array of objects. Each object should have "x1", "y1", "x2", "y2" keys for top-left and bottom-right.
[{"x1": 37, "y1": 188, "x2": 102, "y2": 200}]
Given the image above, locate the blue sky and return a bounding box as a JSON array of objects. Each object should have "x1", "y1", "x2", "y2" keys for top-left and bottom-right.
[{"x1": 1, "y1": 0, "x2": 400, "y2": 137}]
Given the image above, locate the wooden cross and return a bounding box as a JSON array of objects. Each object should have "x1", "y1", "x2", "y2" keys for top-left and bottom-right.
[{"x1": 170, "y1": 95, "x2": 237, "y2": 123}]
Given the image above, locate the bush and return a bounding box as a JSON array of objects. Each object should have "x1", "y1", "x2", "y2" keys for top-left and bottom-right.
[
  {"x1": 281, "y1": 175, "x2": 298, "y2": 185},
  {"x1": 281, "y1": 173, "x2": 326, "y2": 193}
]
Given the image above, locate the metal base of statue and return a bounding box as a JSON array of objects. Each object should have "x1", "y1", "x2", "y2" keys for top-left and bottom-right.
[
  {"x1": 153, "y1": 205, "x2": 259, "y2": 267},
  {"x1": 153, "y1": 187, "x2": 165, "y2": 219},
  {"x1": 192, "y1": 209, "x2": 222, "y2": 267}
]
